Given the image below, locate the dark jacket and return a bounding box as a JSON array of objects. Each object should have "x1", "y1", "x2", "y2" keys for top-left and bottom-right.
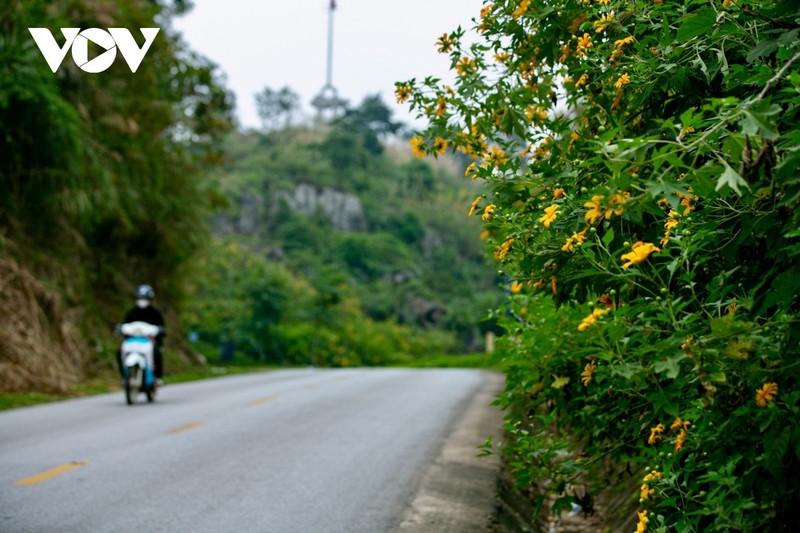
[{"x1": 123, "y1": 305, "x2": 165, "y2": 330}]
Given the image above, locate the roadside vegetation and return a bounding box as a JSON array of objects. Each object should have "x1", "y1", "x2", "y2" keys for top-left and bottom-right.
[
  {"x1": 0, "y1": 1, "x2": 503, "y2": 402},
  {"x1": 402, "y1": 0, "x2": 800, "y2": 530}
]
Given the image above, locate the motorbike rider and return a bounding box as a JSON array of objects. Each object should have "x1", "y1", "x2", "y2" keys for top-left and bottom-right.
[{"x1": 121, "y1": 284, "x2": 165, "y2": 384}]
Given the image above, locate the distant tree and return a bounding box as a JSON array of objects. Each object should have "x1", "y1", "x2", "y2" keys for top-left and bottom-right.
[
  {"x1": 334, "y1": 94, "x2": 403, "y2": 155},
  {"x1": 255, "y1": 85, "x2": 300, "y2": 130},
  {"x1": 342, "y1": 94, "x2": 402, "y2": 136}
]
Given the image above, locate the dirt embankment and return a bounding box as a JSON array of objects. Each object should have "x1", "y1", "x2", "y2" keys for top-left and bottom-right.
[{"x1": 0, "y1": 254, "x2": 84, "y2": 393}]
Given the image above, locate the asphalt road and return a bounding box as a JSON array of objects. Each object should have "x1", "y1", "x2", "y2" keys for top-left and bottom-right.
[{"x1": 0, "y1": 368, "x2": 497, "y2": 533}]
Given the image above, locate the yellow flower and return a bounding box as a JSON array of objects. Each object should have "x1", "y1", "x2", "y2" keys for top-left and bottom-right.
[
  {"x1": 479, "y1": 229, "x2": 490, "y2": 240},
  {"x1": 433, "y1": 137, "x2": 448, "y2": 155},
  {"x1": 576, "y1": 33, "x2": 593, "y2": 56},
  {"x1": 510, "y1": 281, "x2": 523, "y2": 294},
  {"x1": 513, "y1": 0, "x2": 530, "y2": 18},
  {"x1": 614, "y1": 73, "x2": 630, "y2": 89},
  {"x1": 647, "y1": 423, "x2": 665, "y2": 446},
  {"x1": 674, "y1": 427, "x2": 688, "y2": 453},
  {"x1": 468, "y1": 196, "x2": 482, "y2": 217},
  {"x1": 607, "y1": 192, "x2": 629, "y2": 217},
  {"x1": 465, "y1": 162, "x2": 477, "y2": 179},
  {"x1": 486, "y1": 145, "x2": 508, "y2": 167},
  {"x1": 681, "y1": 335, "x2": 693, "y2": 354},
  {"x1": 621, "y1": 241, "x2": 660, "y2": 269},
  {"x1": 395, "y1": 83, "x2": 412, "y2": 103},
  {"x1": 677, "y1": 191, "x2": 698, "y2": 216},
  {"x1": 482, "y1": 204, "x2": 497, "y2": 221},
  {"x1": 435, "y1": 96, "x2": 447, "y2": 116},
  {"x1": 643, "y1": 470, "x2": 663, "y2": 482},
  {"x1": 636, "y1": 510, "x2": 649, "y2": 533},
  {"x1": 756, "y1": 382, "x2": 778, "y2": 407},
  {"x1": 660, "y1": 211, "x2": 680, "y2": 247},
  {"x1": 594, "y1": 12, "x2": 615, "y2": 33},
  {"x1": 495, "y1": 51, "x2": 510, "y2": 63},
  {"x1": 495, "y1": 238, "x2": 513, "y2": 260},
  {"x1": 553, "y1": 188, "x2": 566, "y2": 200},
  {"x1": 456, "y1": 56, "x2": 476, "y2": 76},
  {"x1": 538, "y1": 204, "x2": 560, "y2": 228},
  {"x1": 526, "y1": 105, "x2": 549, "y2": 122},
  {"x1": 613, "y1": 36, "x2": 635, "y2": 49},
  {"x1": 578, "y1": 307, "x2": 609, "y2": 331},
  {"x1": 561, "y1": 231, "x2": 587, "y2": 252},
  {"x1": 409, "y1": 136, "x2": 426, "y2": 158},
  {"x1": 670, "y1": 418, "x2": 691, "y2": 453},
  {"x1": 596, "y1": 0, "x2": 611, "y2": 4},
  {"x1": 640, "y1": 483, "x2": 654, "y2": 500},
  {"x1": 581, "y1": 361, "x2": 596, "y2": 386},
  {"x1": 584, "y1": 195, "x2": 605, "y2": 225},
  {"x1": 436, "y1": 33, "x2": 456, "y2": 53},
  {"x1": 558, "y1": 43, "x2": 571, "y2": 63},
  {"x1": 575, "y1": 73, "x2": 589, "y2": 88}
]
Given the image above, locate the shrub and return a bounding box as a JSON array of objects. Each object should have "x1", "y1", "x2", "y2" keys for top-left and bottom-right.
[{"x1": 402, "y1": 0, "x2": 800, "y2": 530}]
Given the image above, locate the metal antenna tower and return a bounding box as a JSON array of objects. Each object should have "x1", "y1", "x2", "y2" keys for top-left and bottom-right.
[{"x1": 311, "y1": 0, "x2": 347, "y2": 120}]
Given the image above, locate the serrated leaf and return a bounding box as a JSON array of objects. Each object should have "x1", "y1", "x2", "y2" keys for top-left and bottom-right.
[
  {"x1": 746, "y1": 39, "x2": 779, "y2": 63},
  {"x1": 716, "y1": 162, "x2": 750, "y2": 195},
  {"x1": 653, "y1": 354, "x2": 687, "y2": 379}
]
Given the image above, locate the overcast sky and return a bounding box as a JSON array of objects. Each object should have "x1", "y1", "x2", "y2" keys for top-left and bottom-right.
[{"x1": 170, "y1": 0, "x2": 484, "y2": 130}]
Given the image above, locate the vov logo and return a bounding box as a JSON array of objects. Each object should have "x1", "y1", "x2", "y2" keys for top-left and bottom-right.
[{"x1": 28, "y1": 28, "x2": 160, "y2": 73}]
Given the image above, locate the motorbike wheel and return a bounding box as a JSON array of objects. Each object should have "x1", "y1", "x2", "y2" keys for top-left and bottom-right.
[
  {"x1": 125, "y1": 375, "x2": 134, "y2": 405},
  {"x1": 125, "y1": 366, "x2": 141, "y2": 405}
]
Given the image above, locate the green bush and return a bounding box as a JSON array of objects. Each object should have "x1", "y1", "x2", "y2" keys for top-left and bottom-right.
[{"x1": 404, "y1": 0, "x2": 800, "y2": 530}]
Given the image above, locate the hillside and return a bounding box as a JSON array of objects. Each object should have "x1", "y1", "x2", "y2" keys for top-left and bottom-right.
[
  {"x1": 0, "y1": 2, "x2": 501, "y2": 392},
  {"x1": 0, "y1": 0, "x2": 233, "y2": 392},
  {"x1": 185, "y1": 115, "x2": 502, "y2": 366}
]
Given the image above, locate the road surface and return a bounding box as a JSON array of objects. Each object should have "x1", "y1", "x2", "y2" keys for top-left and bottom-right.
[{"x1": 0, "y1": 368, "x2": 501, "y2": 532}]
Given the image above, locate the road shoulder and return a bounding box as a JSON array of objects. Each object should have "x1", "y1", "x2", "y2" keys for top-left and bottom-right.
[{"x1": 391, "y1": 371, "x2": 505, "y2": 532}]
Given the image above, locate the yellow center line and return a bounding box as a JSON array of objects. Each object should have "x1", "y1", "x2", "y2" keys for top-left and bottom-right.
[
  {"x1": 16, "y1": 461, "x2": 89, "y2": 486},
  {"x1": 247, "y1": 395, "x2": 276, "y2": 407},
  {"x1": 167, "y1": 421, "x2": 207, "y2": 434}
]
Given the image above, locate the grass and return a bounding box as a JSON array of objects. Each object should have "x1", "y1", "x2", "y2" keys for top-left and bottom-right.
[{"x1": 398, "y1": 352, "x2": 505, "y2": 370}]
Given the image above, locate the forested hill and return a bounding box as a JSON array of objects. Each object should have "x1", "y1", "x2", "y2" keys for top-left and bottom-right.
[
  {"x1": 0, "y1": 2, "x2": 500, "y2": 393},
  {"x1": 0, "y1": 0, "x2": 233, "y2": 392},
  {"x1": 184, "y1": 110, "x2": 501, "y2": 367}
]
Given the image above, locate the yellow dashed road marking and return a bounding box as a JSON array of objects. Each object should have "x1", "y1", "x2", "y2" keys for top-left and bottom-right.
[
  {"x1": 168, "y1": 421, "x2": 206, "y2": 434},
  {"x1": 16, "y1": 461, "x2": 89, "y2": 486},
  {"x1": 248, "y1": 395, "x2": 276, "y2": 407}
]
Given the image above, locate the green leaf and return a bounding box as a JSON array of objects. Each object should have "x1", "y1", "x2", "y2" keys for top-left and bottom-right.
[
  {"x1": 677, "y1": 9, "x2": 716, "y2": 42},
  {"x1": 551, "y1": 375, "x2": 570, "y2": 389},
  {"x1": 710, "y1": 314, "x2": 754, "y2": 337},
  {"x1": 740, "y1": 104, "x2": 781, "y2": 140},
  {"x1": 715, "y1": 162, "x2": 750, "y2": 195},
  {"x1": 602, "y1": 226, "x2": 615, "y2": 248},
  {"x1": 653, "y1": 354, "x2": 687, "y2": 379},
  {"x1": 746, "y1": 39, "x2": 779, "y2": 63}
]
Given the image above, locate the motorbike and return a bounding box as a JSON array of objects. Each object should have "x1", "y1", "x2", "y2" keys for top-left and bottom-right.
[{"x1": 119, "y1": 321, "x2": 161, "y2": 405}]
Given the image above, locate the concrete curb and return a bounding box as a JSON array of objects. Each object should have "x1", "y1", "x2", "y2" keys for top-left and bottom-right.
[{"x1": 391, "y1": 371, "x2": 506, "y2": 532}]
